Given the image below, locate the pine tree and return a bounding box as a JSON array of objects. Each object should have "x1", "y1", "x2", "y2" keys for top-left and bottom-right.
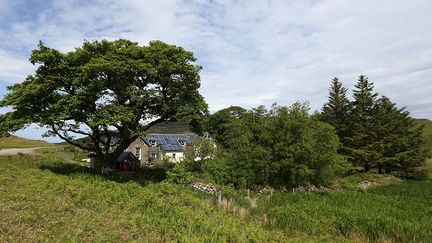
[
  {"x1": 321, "y1": 77, "x2": 351, "y2": 149},
  {"x1": 345, "y1": 75, "x2": 379, "y2": 172},
  {"x1": 373, "y1": 96, "x2": 429, "y2": 177}
]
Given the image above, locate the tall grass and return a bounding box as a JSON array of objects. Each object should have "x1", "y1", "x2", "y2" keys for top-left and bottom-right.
[
  {"x1": 249, "y1": 180, "x2": 432, "y2": 241},
  {"x1": 2, "y1": 153, "x2": 431, "y2": 242},
  {"x1": 0, "y1": 155, "x2": 290, "y2": 242}
]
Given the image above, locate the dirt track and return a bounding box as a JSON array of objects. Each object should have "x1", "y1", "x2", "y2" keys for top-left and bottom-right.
[{"x1": 0, "y1": 147, "x2": 43, "y2": 155}]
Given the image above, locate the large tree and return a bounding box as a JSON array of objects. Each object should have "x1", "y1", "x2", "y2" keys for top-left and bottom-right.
[
  {"x1": 320, "y1": 77, "x2": 351, "y2": 151},
  {"x1": 0, "y1": 39, "x2": 208, "y2": 168},
  {"x1": 345, "y1": 75, "x2": 379, "y2": 172},
  {"x1": 372, "y1": 96, "x2": 429, "y2": 177}
]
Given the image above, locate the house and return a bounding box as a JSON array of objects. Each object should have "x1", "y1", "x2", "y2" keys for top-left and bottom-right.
[{"x1": 125, "y1": 133, "x2": 199, "y2": 166}]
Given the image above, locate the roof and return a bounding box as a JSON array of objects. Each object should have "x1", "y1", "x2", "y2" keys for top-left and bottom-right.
[
  {"x1": 142, "y1": 133, "x2": 198, "y2": 152},
  {"x1": 117, "y1": 151, "x2": 140, "y2": 162}
]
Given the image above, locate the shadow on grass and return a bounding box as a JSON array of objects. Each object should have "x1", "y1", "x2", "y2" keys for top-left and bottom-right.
[{"x1": 39, "y1": 162, "x2": 167, "y2": 186}]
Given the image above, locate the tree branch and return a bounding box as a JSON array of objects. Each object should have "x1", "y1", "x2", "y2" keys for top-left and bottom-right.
[{"x1": 51, "y1": 125, "x2": 93, "y2": 151}]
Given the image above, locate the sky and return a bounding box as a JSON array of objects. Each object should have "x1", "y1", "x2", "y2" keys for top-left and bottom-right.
[{"x1": 0, "y1": 0, "x2": 431, "y2": 142}]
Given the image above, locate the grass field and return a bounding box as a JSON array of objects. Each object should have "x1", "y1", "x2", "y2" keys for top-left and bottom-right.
[
  {"x1": 1, "y1": 154, "x2": 431, "y2": 242},
  {"x1": 0, "y1": 155, "x2": 290, "y2": 242},
  {"x1": 249, "y1": 180, "x2": 432, "y2": 242},
  {"x1": 0, "y1": 135, "x2": 53, "y2": 149}
]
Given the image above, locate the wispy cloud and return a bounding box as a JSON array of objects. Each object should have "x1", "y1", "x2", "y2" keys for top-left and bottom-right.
[{"x1": 1, "y1": 0, "x2": 431, "y2": 141}]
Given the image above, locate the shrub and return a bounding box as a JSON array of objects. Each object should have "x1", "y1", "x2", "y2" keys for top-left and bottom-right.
[
  {"x1": 154, "y1": 157, "x2": 175, "y2": 170},
  {"x1": 203, "y1": 154, "x2": 234, "y2": 185},
  {"x1": 165, "y1": 164, "x2": 193, "y2": 185}
]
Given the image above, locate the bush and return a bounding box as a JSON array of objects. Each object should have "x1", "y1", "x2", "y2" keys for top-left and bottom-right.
[
  {"x1": 154, "y1": 157, "x2": 175, "y2": 170},
  {"x1": 165, "y1": 164, "x2": 193, "y2": 185},
  {"x1": 203, "y1": 154, "x2": 234, "y2": 185}
]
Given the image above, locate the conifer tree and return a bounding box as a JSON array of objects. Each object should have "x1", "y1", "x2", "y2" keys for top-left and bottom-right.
[
  {"x1": 321, "y1": 77, "x2": 351, "y2": 149},
  {"x1": 373, "y1": 96, "x2": 429, "y2": 177},
  {"x1": 345, "y1": 75, "x2": 379, "y2": 172}
]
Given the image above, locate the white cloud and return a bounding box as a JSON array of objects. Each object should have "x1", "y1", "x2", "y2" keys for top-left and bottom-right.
[
  {"x1": 0, "y1": 0, "x2": 432, "y2": 141},
  {"x1": 0, "y1": 50, "x2": 35, "y2": 83}
]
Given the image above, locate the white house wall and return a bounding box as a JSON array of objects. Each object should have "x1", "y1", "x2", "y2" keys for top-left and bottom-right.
[{"x1": 163, "y1": 152, "x2": 184, "y2": 163}]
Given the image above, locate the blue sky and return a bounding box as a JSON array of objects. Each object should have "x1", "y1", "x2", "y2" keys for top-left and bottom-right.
[{"x1": 0, "y1": 0, "x2": 432, "y2": 142}]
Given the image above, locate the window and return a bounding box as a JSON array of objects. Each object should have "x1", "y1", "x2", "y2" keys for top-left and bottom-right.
[
  {"x1": 150, "y1": 153, "x2": 157, "y2": 159},
  {"x1": 135, "y1": 147, "x2": 141, "y2": 160},
  {"x1": 149, "y1": 138, "x2": 156, "y2": 146},
  {"x1": 172, "y1": 153, "x2": 176, "y2": 159}
]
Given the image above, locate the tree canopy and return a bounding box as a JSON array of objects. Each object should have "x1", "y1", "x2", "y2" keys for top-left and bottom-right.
[
  {"x1": 321, "y1": 77, "x2": 350, "y2": 145},
  {"x1": 205, "y1": 103, "x2": 349, "y2": 188},
  {"x1": 0, "y1": 39, "x2": 208, "y2": 166},
  {"x1": 320, "y1": 75, "x2": 429, "y2": 177}
]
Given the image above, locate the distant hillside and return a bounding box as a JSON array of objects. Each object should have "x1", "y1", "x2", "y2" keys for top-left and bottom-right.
[
  {"x1": 0, "y1": 135, "x2": 53, "y2": 149},
  {"x1": 414, "y1": 118, "x2": 432, "y2": 151},
  {"x1": 147, "y1": 121, "x2": 193, "y2": 134}
]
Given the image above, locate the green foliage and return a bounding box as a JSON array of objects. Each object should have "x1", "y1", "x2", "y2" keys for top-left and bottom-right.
[
  {"x1": 0, "y1": 39, "x2": 208, "y2": 166},
  {"x1": 153, "y1": 156, "x2": 175, "y2": 171},
  {"x1": 205, "y1": 103, "x2": 349, "y2": 188},
  {"x1": 414, "y1": 118, "x2": 432, "y2": 151},
  {"x1": 321, "y1": 76, "x2": 429, "y2": 177},
  {"x1": 372, "y1": 97, "x2": 430, "y2": 177},
  {"x1": 165, "y1": 164, "x2": 193, "y2": 185},
  {"x1": 320, "y1": 77, "x2": 351, "y2": 143},
  {"x1": 345, "y1": 75, "x2": 379, "y2": 172},
  {"x1": 183, "y1": 137, "x2": 216, "y2": 172},
  {"x1": 202, "y1": 150, "x2": 236, "y2": 185}
]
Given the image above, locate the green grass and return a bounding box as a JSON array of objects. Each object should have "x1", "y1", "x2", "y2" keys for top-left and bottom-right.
[
  {"x1": 1, "y1": 153, "x2": 431, "y2": 242},
  {"x1": 0, "y1": 135, "x2": 53, "y2": 149},
  {"x1": 249, "y1": 180, "x2": 432, "y2": 242},
  {"x1": 331, "y1": 173, "x2": 401, "y2": 190},
  {"x1": 0, "y1": 155, "x2": 290, "y2": 242}
]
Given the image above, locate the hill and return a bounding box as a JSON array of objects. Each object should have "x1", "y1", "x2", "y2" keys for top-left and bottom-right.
[
  {"x1": 414, "y1": 118, "x2": 432, "y2": 150},
  {"x1": 146, "y1": 121, "x2": 193, "y2": 134},
  {"x1": 0, "y1": 135, "x2": 53, "y2": 149}
]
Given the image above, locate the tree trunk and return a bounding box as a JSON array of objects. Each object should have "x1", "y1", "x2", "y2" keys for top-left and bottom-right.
[{"x1": 91, "y1": 156, "x2": 105, "y2": 171}]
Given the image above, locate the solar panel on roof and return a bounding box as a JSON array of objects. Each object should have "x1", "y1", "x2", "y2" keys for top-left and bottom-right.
[{"x1": 160, "y1": 144, "x2": 185, "y2": 151}]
